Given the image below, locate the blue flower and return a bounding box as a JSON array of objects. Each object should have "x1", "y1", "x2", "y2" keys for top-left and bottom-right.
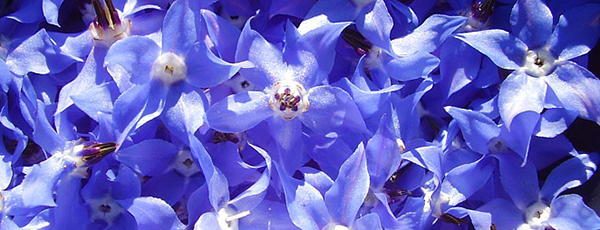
[
  {"x1": 456, "y1": 2, "x2": 600, "y2": 129},
  {"x1": 105, "y1": 0, "x2": 244, "y2": 144}
]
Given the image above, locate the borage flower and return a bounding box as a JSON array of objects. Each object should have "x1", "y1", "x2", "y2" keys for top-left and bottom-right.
[
  {"x1": 456, "y1": 1, "x2": 600, "y2": 131},
  {"x1": 207, "y1": 20, "x2": 368, "y2": 166},
  {"x1": 105, "y1": 0, "x2": 246, "y2": 143}
]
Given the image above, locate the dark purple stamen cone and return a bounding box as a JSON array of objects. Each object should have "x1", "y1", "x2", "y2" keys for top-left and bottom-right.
[{"x1": 80, "y1": 142, "x2": 118, "y2": 166}]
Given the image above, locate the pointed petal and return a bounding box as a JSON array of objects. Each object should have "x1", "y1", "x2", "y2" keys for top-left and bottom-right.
[
  {"x1": 185, "y1": 42, "x2": 246, "y2": 88},
  {"x1": 6, "y1": 29, "x2": 80, "y2": 76},
  {"x1": 334, "y1": 77, "x2": 401, "y2": 119},
  {"x1": 541, "y1": 154, "x2": 598, "y2": 201},
  {"x1": 391, "y1": 14, "x2": 466, "y2": 55},
  {"x1": 445, "y1": 107, "x2": 500, "y2": 154},
  {"x1": 510, "y1": 0, "x2": 553, "y2": 48},
  {"x1": 200, "y1": 9, "x2": 240, "y2": 61},
  {"x1": 477, "y1": 199, "x2": 523, "y2": 230},
  {"x1": 455, "y1": 29, "x2": 528, "y2": 70},
  {"x1": 366, "y1": 114, "x2": 402, "y2": 189},
  {"x1": 161, "y1": 0, "x2": 196, "y2": 55},
  {"x1": 384, "y1": 51, "x2": 439, "y2": 81},
  {"x1": 188, "y1": 134, "x2": 230, "y2": 210},
  {"x1": 498, "y1": 71, "x2": 546, "y2": 128},
  {"x1": 440, "y1": 157, "x2": 495, "y2": 206},
  {"x1": 228, "y1": 143, "x2": 272, "y2": 212},
  {"x1": 544, "y1": 62, "x2": 600, "y2": 125},
  {"x1": 276, "y1": 162, "x2": 331, "y2": 230},
  {"x1": 104, "y1": 36, "x2": 160, "y2": 90},
  {"x1": 302, "y1": 86, "x2": 368, "y2": 134},
  {"x1": 356, "y1": 0, "x2": 393, "y2": 50},
  {"x1": 496, "y1": 153, "x2": 539, "y2": 210},
  {"x1": 162, "y1": 87, "x2": 207, "y2": 139},
  {"x1": 207, "y1": 91, "x2": 272, "y2": 133},
  {"x1": 116, "y1": 139, "x2": 178, "y2": 176},
  {"x1": 325, "y1": 143, "x2": 369, "y2": 226},
  {"x1": 121, "y1": 197, "x2": 185, "y2": 230},
  {"x1": 56, "y1": 46, "x2": 109, "y2": 115},
  {"x1": 548, "y1": 4, "x2": 600, "y2": 60},
  {"x1": 548, "y1": 194, "x2": 600, "y2": 230}
]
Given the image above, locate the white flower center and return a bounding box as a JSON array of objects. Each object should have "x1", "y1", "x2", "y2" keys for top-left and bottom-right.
[
  {"x1": 523, "y1": 201, "x2": 551, "y2": 228},
  {"x1": 523, "y1": 49, "x2": 556, "y2": 77},
  {"x1": 268, "y1": 80, "x2": 309, "y2": 120},
  {"x1": 151, "y1": 52, "x2": 187, "y2": 85},
  {"x1": 173, "y1": 149, "x2": 200, "y2": 177}
]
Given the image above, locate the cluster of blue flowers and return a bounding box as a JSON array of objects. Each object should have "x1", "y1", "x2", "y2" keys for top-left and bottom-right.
[{"x1": 0, "y1": 0, "x2": 599, "y2": 229}]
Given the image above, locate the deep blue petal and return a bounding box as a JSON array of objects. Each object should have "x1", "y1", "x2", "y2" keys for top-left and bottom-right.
[
  {"x1": 120, "y1": 197, "x2": 185, "y2": 230},
  {"x1": 548, "y1": 4, "x2": 600, "y2": 60},
  {"x1": 116, "y1": 139, "x2": 178, "y2": 176},
  {"x1": 206, "y1": 91, "x2": 272, "y2": 133},
  {"x1": 510, "y1": 0, "x2": 553, "y2": 48},
  {"x1": 456, "y1": 29, "x2": 527, "y2": 70},
  {"x1": 391, "y1": 14, "x2": 467, "y2": 55},
  {"x1": 302, "y1": 86, "x2": 368, "y2": 135}
]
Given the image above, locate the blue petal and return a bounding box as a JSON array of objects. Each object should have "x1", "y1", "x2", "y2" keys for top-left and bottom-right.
[
  {"x1": 207, "y1": 91, "x2": 272, "y2": 133},
  {"x1": 162, "y1": 87, "x2": 207, "y2": 140},
  {"x1": 541, "y1": 154, "x2": 598, "y2": 201},
  {"x1": 402, "y1": 145, "x2": 443, "y2": 180},
  {"x1": 120, "y1": 197, "x2": 185, "y2": 230},
  {"x1": 116, "y1": 139, "x2": 178, "y2": 176},
  {"x1": 548, "y1": 4, "x2": 600, "y2": 60},
  {"x1": 200, "y1": 9, "x2": 240, "y2": 61},
  {"x1": 366, "y1": 114, "x2": 402, "y2": 189},
  {"x1": 33, "y1": 100, "x2": 66, "y2": 154},
  {"x1": 495, "y1": 153, "x2": 539, "y2": 210},
  {"x1": 276, "y1": 162, "x2": 331, "y2": 230},
  {"x1": 384, "y1": 51, "x2": 439, "y2": 81},
  {"x1": 356, "y1": 0, "x2": 393, "y2": 51},
  {"x1": 544, "y1": 62, "x2": 600, "y2": 125},
  {"x1": 161, "y1": 0, "x2": 197, "y2": 55},
  {"x1": 56, "y1": 46, "x2": 110, "y2": 116},
  {"x1": 353, "y1": 213, "x2": 383, "y2": 230},
  {"x1": 112, "y1": 82, "x2": 167, "y2": 144},
  {"x1": 548, "y1": 194, "x2": 600, "y2": 230},
  {"x1": 104, "y1": 36, "x2": 160, "y2": 91},
  {"x1": 445, "y1": 106, "x2": 500, "y2": 155},
  {"x1": 455, "y1": 29, "x2": 528, "y2": 70},
  {"x1": 325, "y1": 143, "x2": 369, "y2": 226},
  {"x1": 42, "y1": 0, "x2": 63, "y2": 26},
  {"x1": 498, "y1": 71, "x2": 546, "y2": 128},
  {"x1": 391, "y1": 14, "x2": 466, "y2": 55},
  {"x1": 228, "y1": 143, "x2": 272, "y2": 212},
  {"x1": 440, "y1": 157, "x2": 495, "y2": 206},
  {"x1": 188, "y1": 134, "x2": 230, "y2": 210},
  {"x1": 534, "y1": 108, "x2": 577, "y2": 138},
  {"x1": 301, "y1": 86, "x2": 368, "y2": 134},
  {"x1": 510, "y1": 0, "x2": 553, "y2": 49},
  {"x1": 268, "y1": 117, "x2": 306, "y2": 173},
  {"x1": 70, "y1": 82, "x2": 116, "y2": 122},
  {"x1": 5, "y1": 156, "x2": 68, "y2": 214},
  {"x1": 501, "y1": 112, "x2": 541, "y2": 163},
  {"x1": 334, "y1": 77, "x2": 401, "y2": 120},
  {"x1": 53, "y1": 175, "x2": 88, "y2": 228},
  {"x1": 296, "y1": 20, "x2": 350, "y2": 87},
  {"x1": 142, "y1": 171, "x2": 187, "y2": 205},
  {"x1": 6, "y1": 29, "x2": 81, "y2": 76},
  {"x1": 477, "y1": 199, "x2": 523, "y2": 230},
  {"x1": 185, "y1": 42, "x2": 247, "y2": 88},
  {"x1": 240, "y1": 24, "x2": 284, "y2": 87}
]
